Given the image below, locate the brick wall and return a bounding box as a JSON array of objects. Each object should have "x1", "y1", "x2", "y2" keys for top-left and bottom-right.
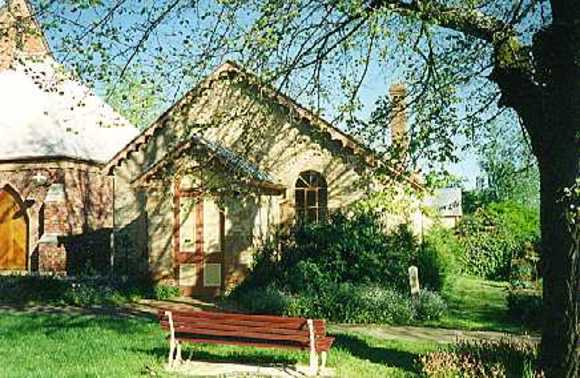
[
  {"x1": 0, "y1": 0, "x2": 51, "y2": 70},
  {"x1": 0, "y1": 159, "x2": 113, "y2": 274}
]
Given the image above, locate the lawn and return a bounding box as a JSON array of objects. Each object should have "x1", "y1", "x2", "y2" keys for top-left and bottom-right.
[
  {"x1": 0, "y1": 311, "x2": 437, "y2": 378},
  {"x1": 0, "y1": 275, "x2": 531, "y2": 377},
  {"x1": 419, "y1": 275, "x2": 530, "y2": 334}
]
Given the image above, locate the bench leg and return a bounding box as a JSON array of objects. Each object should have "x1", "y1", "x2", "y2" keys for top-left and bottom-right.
[
  {"x1": 167, "y1": 339, "x2": 175, "y2": 367},
  {"x1": 309, "y1": 350, "x2": 319, "y2": 376},
  {"x1": 175, "y1": 341, "x2": 182, "y2": 364},
  {"x1": 320, "y1": 351, "x2": 327, "y2": 371}
]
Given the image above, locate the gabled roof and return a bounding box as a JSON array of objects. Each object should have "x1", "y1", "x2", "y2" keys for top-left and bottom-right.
[
  {"x1": 106, "y1": 60, "x2": 423, "y2": 190},
  {"x1": 0, "y1": 55, "x2": 139, "y2": 164},
  {"x1": 133, "y1": 133, "x2": 285, "y2": 192},
  {"x1": 105, "y1": 60, "x2": 375, "y2": 173}
]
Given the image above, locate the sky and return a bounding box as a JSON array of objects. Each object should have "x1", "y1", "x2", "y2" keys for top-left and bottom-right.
[{"x1": 33, "y1": 0, "x2": 495, "y2": 189}]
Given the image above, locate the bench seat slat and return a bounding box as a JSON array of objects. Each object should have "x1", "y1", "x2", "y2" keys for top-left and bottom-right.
[
  {"x1": 175, "y1": 335, "x2": 309, "y2": 351},
  {"x1": 174, "y1": 335, "x2": 335, "y2": 352},
  {"x1": 159, "y1": 310, "x2": 315, "y2": 325},
  {"x1": 171, "y1": 326, "x2": 310, "y2": 343},
  {"x1": 160, "y1": 320, "x2": 326, "y2": 337},
  {"x1": 161, "y1": 314, "x2": 325, "y2": 331}
]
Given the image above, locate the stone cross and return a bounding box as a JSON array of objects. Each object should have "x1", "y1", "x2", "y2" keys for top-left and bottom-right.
[{"x1": 408, "y1": 266, "x2": 420, "y2": 296}]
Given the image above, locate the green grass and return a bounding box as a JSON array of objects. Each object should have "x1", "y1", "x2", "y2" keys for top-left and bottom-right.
[
  {"x1": 420, "y1": 275, "x2": 529, "y2": 333},
  {"x1": 0, "y1": 311, "x2": 437, "y2": 377}
]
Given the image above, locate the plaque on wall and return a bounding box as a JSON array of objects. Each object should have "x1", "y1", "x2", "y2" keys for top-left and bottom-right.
[
  {"x1": 204, "y1": 263, "x2": 221, "y2": 287},
  {"x1": 45, "y1": 184, "x2": 65, "y2": 203}
]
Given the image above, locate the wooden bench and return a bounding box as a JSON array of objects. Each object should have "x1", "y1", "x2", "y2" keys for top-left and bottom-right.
[{"x1": 158, "y1": 309, "x2": 334, "y2": 374}]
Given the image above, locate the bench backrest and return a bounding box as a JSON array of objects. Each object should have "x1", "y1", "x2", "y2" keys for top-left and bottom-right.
[{"x1": 158, "y1": 310, "x2": 327, "y2": 348}]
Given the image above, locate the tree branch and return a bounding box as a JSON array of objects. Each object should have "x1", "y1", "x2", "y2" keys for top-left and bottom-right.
[{"x1": 368, "y1": 0, "x2": 511, "y2": 43}]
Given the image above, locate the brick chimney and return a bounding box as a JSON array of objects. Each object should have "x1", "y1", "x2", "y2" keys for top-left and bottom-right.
[
  {"x1": 0, "y1": 0, "x2": 51, "y2": 70},
  {"x1": 389, "y1": 83, "x2": 408, "y2": 150}
]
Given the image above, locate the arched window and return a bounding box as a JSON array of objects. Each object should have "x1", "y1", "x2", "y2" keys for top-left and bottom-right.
[{"x1": 295, "y1": 171, "x2": 327, "y2": 223}]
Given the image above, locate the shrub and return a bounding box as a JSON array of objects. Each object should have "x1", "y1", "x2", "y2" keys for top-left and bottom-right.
[
  {"x1": 414, "y1": 290, "x2": 447, "y2": 321},
  {"x1": 230, "y1": 285, "x2": 291, "y2": 315},
  {"x1": 506, "y1": 289, "x2": 543, "y2": 329},
  {"x1": 153, "y1": 284, "x2": 180, "y2": 300},
  {"x1": 229, "y1": 283, "x2": 417, "y2": 324},
  {"x1": 0, "y1": 275, "x2": 151, "y2": 306},
  {"x1": 318, "y1": 283, "x2": 415, "y2": 324},
  {"x1": 239, "y1": 212, "x2": 420, "y2": 295},
  {"x1": 418, "y1": 227, "x2": 459, "y2": 291},
  {"x1": 0, "y1": 275, "x2": 69, "y2": 303},
  {"x1": 419, "y1": 337, "x2": 543, "y2": 378},
  {"x1": 456, "y1": 201, "x2": 539, "y2": 281}
]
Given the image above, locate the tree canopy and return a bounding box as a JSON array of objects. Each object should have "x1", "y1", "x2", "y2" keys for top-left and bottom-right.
[{"x1": 4, "y1": 0, "x2": 579, "y2": 376}]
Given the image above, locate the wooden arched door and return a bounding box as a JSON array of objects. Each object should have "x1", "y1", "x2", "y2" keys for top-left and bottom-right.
[{"x1": 0, "y1": 186, "x2": 28, "y2": 270}]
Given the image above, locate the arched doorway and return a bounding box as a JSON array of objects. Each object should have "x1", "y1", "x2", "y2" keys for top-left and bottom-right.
[{"x1": 0, "y1": 185, "x2": 28, "y2": 270}]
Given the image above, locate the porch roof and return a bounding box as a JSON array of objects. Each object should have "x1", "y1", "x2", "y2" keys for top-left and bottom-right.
[{"x1": 132, "y1": 133, "x2": 285, "y2": 193}]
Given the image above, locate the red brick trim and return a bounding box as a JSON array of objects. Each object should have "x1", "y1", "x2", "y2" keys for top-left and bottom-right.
[{"x1": 173, "y1": 177, "x2": 204, "y2": 278}]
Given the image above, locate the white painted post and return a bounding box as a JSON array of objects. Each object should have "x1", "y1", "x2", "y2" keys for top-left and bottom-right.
[
  {"x1": 320, "y1": 351, "x2": 328, "y2": 371},
  {"x1": 307, "y1": 319, "x2": 318, "y2": 376},
  {"x1": 165, "y1": 311, "x2": 176, "y2": 367},
  {"x1": 408, "y1": 266, "x2": 420, "y2": 297},
  {"x1": 175, "y1": 340, "x2": 182, "y2": 364}
]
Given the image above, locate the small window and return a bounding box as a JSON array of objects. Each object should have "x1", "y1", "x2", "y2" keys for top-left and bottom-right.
[
  {"x1": 179, "y1": 197, "x2": 197, "y2": 252},
  {"x1": 204, "y1": 263, "x2": 222, "y2": 287},
  {"x1": 295, "y1": 171, "x2": 327, "y2": 223}
]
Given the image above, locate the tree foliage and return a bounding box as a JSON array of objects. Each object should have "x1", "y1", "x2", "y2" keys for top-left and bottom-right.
[
  {"x1": 474, "y1": 120, "x2": 540, "y2": 209},
  {"x1": 103, "y1": 67, "x2": 161, "y2": 129},
  {"x1": 8, "y1": 0, "x2": 579, "y2": 375}
]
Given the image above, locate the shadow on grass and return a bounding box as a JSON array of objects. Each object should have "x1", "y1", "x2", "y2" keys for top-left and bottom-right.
[
  {"x1": 137, "y1": 333, "x2": 422, "y2": 374},
  {"x1": 332, "y1": 333, "x2": 420, "y2": 374},
  {"x1": 0, "y1": 311, "x2": 160, "y2": 339},
  {"x1": 138, "y1": 345, "x2": 298, "y2": 366}
]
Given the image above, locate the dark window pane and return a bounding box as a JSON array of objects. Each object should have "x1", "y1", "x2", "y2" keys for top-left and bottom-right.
[
  {"x1": 319, "y1": 188, "x2": 327, "y2": 205},
  {"x1": 319, "y1": 206, "x2": 327, "y2": 221},
  {"x1": 307, "y1": 208, "x2": 318, "y2": 222},
  {"x1": 297, "y1": 208, "x2": 306, "y2": 222},
  {"x1": 296, "y1": 189, "x2": 305, "y2": 208},
  {"x1": 309, "y1": 172, "x2": 319, "y2": 186},
  {"x1": 296, "y1": 176, "x2": 308, "y2": 188},
  {"x1": 306, "y1": 190, "x2": 317, "y2": 207}
]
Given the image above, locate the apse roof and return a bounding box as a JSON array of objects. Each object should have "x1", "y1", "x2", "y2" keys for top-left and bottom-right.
[{"x1": 0, "y1": 55, "x2": 139, "y2": 163}]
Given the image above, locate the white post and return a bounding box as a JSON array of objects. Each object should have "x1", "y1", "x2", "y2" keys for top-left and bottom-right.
[
  {"x1": 307, "y1": 319, "x2": 318, "y2": 376},
  {"x1": 165, "y1": 311, "x2": 176, "y2": 367},
  {"x1": 320, "y1": 351, "x2": 328, "y2": 371},
  {"x1": 409, "y1": 266, "x2": 420, "y2": 297}
]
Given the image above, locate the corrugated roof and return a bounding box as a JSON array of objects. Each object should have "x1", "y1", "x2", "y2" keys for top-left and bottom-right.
[
  {"x1": 134, "y1": 132, "x2": 283, "y2": 191},
  {"x1": 0, "y1": 55, "x2": 139, "y2": 163},
  {"x1": 191, "y1": 134, "x2": 277, "y2": 184}
]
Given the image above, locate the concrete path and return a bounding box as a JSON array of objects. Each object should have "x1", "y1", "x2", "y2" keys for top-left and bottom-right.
[
  {"x1": 168, "y1": 360, "x2": 334, "y2": 377},
  {"x1": 330, "y1": 324, "x2": 539, "y2": 345}
]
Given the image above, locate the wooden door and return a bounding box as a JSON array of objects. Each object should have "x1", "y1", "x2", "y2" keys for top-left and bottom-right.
[
  {"x1": 174, "y1": 188, "x2": 224, "y2": 297},
  {"x1": 0, "y1": 187, "x2": 27, "y2": 270}
]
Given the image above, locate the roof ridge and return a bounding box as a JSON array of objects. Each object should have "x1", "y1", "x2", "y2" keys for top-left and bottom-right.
[
  {"x1": 105, "y1": 60, "x2": 373, "y2": 173},
  {"x1": 104, "y1": 60, "x2": 422, "y2": 190}
]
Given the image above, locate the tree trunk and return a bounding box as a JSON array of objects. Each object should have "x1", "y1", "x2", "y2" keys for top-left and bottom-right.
[
  {"x1": 537, "y1": 141, "x2": 579, "y2": 378},
  {"x1": 532, "y1": 11, "x2": 580, "y2": 376}
]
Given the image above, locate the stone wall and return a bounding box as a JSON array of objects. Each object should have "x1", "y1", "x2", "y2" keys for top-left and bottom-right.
[{"x1": 110, "y1": 66, "x2": 421, "y2": 296}]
